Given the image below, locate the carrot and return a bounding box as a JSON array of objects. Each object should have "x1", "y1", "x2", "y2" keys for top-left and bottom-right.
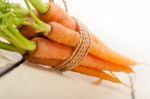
[
  {"x1": 46, "y1": 22, "x2": 137, "y2": 66},
  {"x1": 73, "y1": 66, "x2": 121, "y2": 83},
  {"x1": 37, "y1": 2, "x2": 77, "y2": 30},
  {"x1": 19, "y1": 25, "x2": 37, "y2": 39},
  {"x1": 26, "y1": 37, "x2": 133, "y2": 73},
  {"x1": 25, "y1": 55, "x2": 122, "y2": 83}
]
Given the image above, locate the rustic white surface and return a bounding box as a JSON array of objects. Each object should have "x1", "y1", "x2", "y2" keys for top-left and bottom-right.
[
  {"x1": 0, "y1": 0, "x2": 150, "y2": 99},
  {"x1": 0, "y1": 56, "x2": 150, "y2": 99}
]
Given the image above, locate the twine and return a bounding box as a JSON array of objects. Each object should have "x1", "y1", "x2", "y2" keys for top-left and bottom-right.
[
  {"x1": 61, "y1": 0, "x2": 68, "y2": 12},
  {"x1": 49, "y1": 0, "x2": 91, "y2": 71},
  {"x1": 54, "y1": 18, "x2": 91, "y2": 72}
]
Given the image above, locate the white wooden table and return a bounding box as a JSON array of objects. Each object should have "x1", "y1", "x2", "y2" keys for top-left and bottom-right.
[{"x1": 0, "y1": 54, "x2": 150, "y2": 99}]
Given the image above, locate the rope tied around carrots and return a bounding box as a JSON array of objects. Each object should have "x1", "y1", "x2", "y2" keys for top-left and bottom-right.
[
  {"x1": 54, "y1": 17, "x2": 91, "y2": 72},
  {"x1": 49, "y1": 0, "x2": 91, "y2": 72}
]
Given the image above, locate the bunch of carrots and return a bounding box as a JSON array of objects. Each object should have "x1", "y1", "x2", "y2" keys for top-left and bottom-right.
[{"x1": 0, "y1": 0, "x2": 137, "y2": 84}]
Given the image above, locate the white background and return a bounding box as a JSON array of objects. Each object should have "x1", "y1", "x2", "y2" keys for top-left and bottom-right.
[{"x1": 0, "y1": 0, "x2": 150, "y2": 99}]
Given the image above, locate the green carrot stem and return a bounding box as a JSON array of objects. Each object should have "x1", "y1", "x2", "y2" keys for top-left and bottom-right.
[
  {"x1": 0, "y1": 0, "x2": 36, "y2": 54},
  {"x1": 0, "y1": 41, "x2": 25, "y2": 54},
  {"x1": 8, "y1": 26, "x2": 36, "y2": 51},
  {"x1": 0, "y1": 27, "x2": 36, "y2": 52},
  {"x1": 28, "y1": 0, "x2": 49, "y2": 14},
  {"x1": 0, "y1": 20, "x2": 36, "y2": 51},
  {"x1": 24, "y1": 0, "x2": 51, "y2": 35},
  {"x1": 28, "y1": 10, "x2": 51, "y2": 35},
  {"x1": 1, "y1": 29, "x2": 24, "y2": 47}
]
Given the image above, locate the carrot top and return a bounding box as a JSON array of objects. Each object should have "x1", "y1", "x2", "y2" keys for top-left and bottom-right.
[
  {"x1": 0, "y1": 0, "x2": 55, "y2": 53},
  {"x1": 28, "y1": 0, "x2": 49, "y2": 14},
  {"x1": 24, "y1": 0, "x2": 51, "y2": 35},
  {"x1": 0, "y1": 0, "x2": 36, "y2": 54}
]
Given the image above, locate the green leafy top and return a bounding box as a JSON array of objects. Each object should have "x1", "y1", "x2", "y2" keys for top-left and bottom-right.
[
  {"x1": 0, "y1": 0, "x2": 51, "y2": 54},
  {"x1": 0, "y1": 0, "x2": 36, "y2": 54}
]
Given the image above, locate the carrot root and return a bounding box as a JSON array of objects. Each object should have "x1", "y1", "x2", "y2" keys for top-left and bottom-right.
[{"x1": 73, "y1": 66, "x2": 122, "y2": 83}]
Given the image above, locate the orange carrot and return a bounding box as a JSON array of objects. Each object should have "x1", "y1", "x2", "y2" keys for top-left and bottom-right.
[
  {"x1": 46, "y1": 22, "x2": 137, "y2": 66},
  {"x1": 19, "y1": 25, "x2": 37, "y2": 39},
  {"x1": 26, "y1": 37, "x2": 133, "y2": 73},
  {"x1": 73, "y1": 66, "x2": 121, "y2": 83},
  {"x1": 38, "y1": 2, "x2": 76, "y2": 30},
  {"x1": 26, "y1": 56, "x2": 122, "y2": 83}
]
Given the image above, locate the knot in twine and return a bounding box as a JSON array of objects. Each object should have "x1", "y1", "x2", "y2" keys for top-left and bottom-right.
[{"x1": 54, "y1": 18, "x2": 91, "y2": 72}]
